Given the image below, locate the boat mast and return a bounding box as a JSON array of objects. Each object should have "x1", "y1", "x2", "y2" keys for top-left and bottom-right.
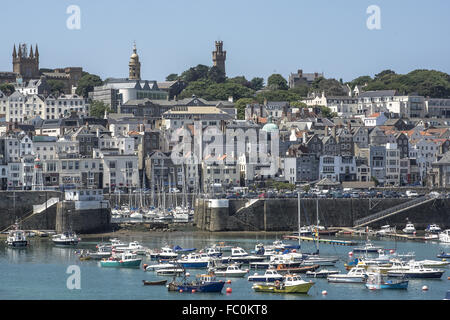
[
  {"x1": 297, "y1": 191, "x2": 301, "y2": 249},
  {"x1": 316, "y1": 198, "x2": 319, "y2": 254}
]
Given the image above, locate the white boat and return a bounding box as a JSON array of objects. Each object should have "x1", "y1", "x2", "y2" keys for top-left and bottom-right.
[
  {"x1": 213, "y1": 264, "x2": 247, "y2": 277},
  {"x1": 402, "y1": 223, "x2": 416, "y2": 234},
  {"x1": 52, "y1": 231, "x2": 80, "y2": 246},
  {"x1": 114, "y1": 241, "x2": 147, "y2": 254},
  {"x1": 5, "y1": 221, "x2": 28, "y2": 248},
  {"x1": 425, "y1": 224, "x2": 442, "y2": 234},
  {"x1": 414, "y1": 259, "x2": 450, "y2": 268},
  {"x1": 306, "y1": 269, "x2": 340, "y2": 278},
  {"x1": 155, "y1": 268, "x2": 185, "y2": 276},
  {"x1": 177, "y1": 253, "x2": 210, "y2": 268},
  {"x1": 222, "y1": 247, "x2": 266, "y2": 264},
  {"x1": 352, "y1": 240, "x2": 384, "y2": 253},
  {"x1": 327, "y1": 266, "x2": 369, "y2": 283},
  {"x1": 387, "y1": 262, "x2": 445, "y2": 279},
  {"x1": 203, "y1": 247, "x2": 223, "y2": 257},
  {"x1": 89, "y1": 245, "x2": 112, "y2": 259},
  {"x1": 150, "y1": 247, "x2": 179, "y2": 260},
  {"x1": 376, "y1": 225, "x2": 396, "y2": 236},
  {"x1": 144, "y1": 262, "x2": 177, "y2": 271},
  {"x1": 129, "y1": 212, "x2": 143, "y2": 219},
  {"x1": 248, "y1": 269, "x2": 284, "y2": 282},
  {"x1": 439, "y1": 229, "x2": 450, "y2": 243},
  {"x1": 110, "y1": 238, "x2": 128, "y2": 250}
]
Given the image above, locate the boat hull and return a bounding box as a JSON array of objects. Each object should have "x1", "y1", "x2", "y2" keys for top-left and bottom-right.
[
  {"x1": 100, "y1": 259, "x2": 142, "y2": 268},
  {"x1": 169, "y1": 282, "x2": 225, "y2": 293},
  {"x1": 53, "y1": 240, "x2": 79, "y2": 246},
  {"x1": 387, "y1": 271, "x2": 444, "y2": 279},
  {"x1": 252, "y1": 282, "x2": 314, "y2": 294},
  {"x1": 7, "y1": 240, "x2": 28, "y2": 248},
  {"x1": 327, "y1": 276, "x2": 367, "y2": 283},
  {"x1": 248, "y1": 275, "x2": 284, "y2": 282},
  {"x1": 366, "y1": 280, "x2": 408, "y2": 290},
  {"x1": 214, "y1": 271, "x2": 247, "y2": 277}
]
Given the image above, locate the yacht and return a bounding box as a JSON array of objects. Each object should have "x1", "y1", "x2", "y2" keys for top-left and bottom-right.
[
  {"x1": 212, "y1": 264, "x2": 247, "y2": 277},
  {"x1": 177, "y1": 253, "x2": 210, "y2": 268},
  {"x1": 402, "y1": 223, "x2": 416, "y2": 234},
  {"x1": 438, "y1": 229, "x2": 450, "y2": 243},
  {"x1": 52, "y1": 231, "x2": 80, "y2": 246},
  {"x1": 387, "y1": 262, "x2": 445, "y2": 279},
  {"x1": 222, "y1": 247, "x2": 266, "y2": 264},
  {"x1": 327, "y1": 266, "x2": 369, "y2": 283},
  {"x1": 352, "y1": 240, "x2": 383, "y2": 253},
  {"x1": 425, "y1": 224, "x2": 442, "y2": 234},
  {"x1": 247, "y1": 269, "x2": 284, "y2": 282},
  {"x1": 5, "y1": 221, "x2": 28, "y2": 248}
]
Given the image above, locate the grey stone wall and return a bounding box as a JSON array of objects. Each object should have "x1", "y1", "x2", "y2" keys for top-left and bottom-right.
[
  {"x1": 56, "y1": 201, "x2": 111, "y2": 234},
  {"x1": 195, "y1": 198, "x2": 450, "y2": 232}
]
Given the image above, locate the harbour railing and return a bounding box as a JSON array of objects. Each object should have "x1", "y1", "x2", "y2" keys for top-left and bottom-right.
[{"x1": 353, "y1": 195, "x2": 435, "y2": 228}]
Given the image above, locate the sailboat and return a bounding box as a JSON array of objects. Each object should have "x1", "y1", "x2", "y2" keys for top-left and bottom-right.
[{"x1": 302, "y1": 199, "x2": 338, "y2": 266}]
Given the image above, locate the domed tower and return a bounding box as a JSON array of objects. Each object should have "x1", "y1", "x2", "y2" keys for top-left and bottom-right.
[
  {"x1": 212, "y1": 41, "x2": 226, "y2": 75},
  {"x1": 128, "y1": 42, "x2": 141, "y2": 80}
]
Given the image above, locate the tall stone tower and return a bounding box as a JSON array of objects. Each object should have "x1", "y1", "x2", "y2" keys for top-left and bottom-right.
[
  {"x1": 212, "y1": 41, "x2": 226, "y2": 75},
  {"x1": 129, "y1": 42, "x2": 141, "y2": 80},
  {"x1": 12, "y1": 43, "x2": 40, "y2": 80}
]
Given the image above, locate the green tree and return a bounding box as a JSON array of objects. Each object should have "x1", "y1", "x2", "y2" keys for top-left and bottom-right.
[
  {"x1": 180, "y1": 64, "x2": 209, "y2": 83},
  {"x1": 0, "y1": 83, "x2": 15, "y2": 95},
  {"x1": 89, "y1": 100, "x2": 110, "y2": 118},
  {"x1": 47, "y1": 80, "x2": 65, "y2": 96},
  {"x1": 249, "y1": 77, "x2": 264, "y2": 91},
  {"x1": 255, "y1": 90, "x2": 301, "y2": 103},
  {"x1": 347, "y1": 75, "x2": 372, "y2": 89},
  {"x1": 166, "y1": 73, "x2": 179, "y2": 81},
  {"x1": 75, "y1": 73, "x2": 103, "y2": 98},
  {"x1": 207, "y1": 66, "x2": 226, "y2": 83},
  {"x1": 318, "y1": 105, "x2": 338, "y2": 119},
  {"x1": 267, "y1": 74, "x2": 288, "y2": 90},
  {"x1": 229, "y1": 76, "x2": 251, "y2": 87},
  {"x1": 309, "y1": 78, "x2": 347, "y2": 96},
  {"x1": 290, "y1": 101, "x2": 307, "y2": 108}
]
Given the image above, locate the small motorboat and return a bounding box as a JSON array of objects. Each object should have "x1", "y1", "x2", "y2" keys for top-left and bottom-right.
[
  {"x1": 439, "y1": 229, "x2": 450, "y2": 243},
  {"x1": 306, "y1": 269, "x2": 340, "y2": 278},
  {"x1": 203, "y1": 247, "x2": 223, "y2": 257},
  {"x1": 156, "y1": 268, "x2": 185, "y2": 276},
  {"x1": 177, "y1": 253, "x2": 210, "y2": 268},
  {"x1": 173, "y1": 245, "x2": 197, "y2": 253},
  {"x1": 52, "y1": 231, "x2": 80, "y2": 246},
  {"x1": 5, "y1": 221, "x2": 28, "y2": 248},
  {"x1": 327, "y1": 266, "x2": 369, "y2": 283},
  {"x1": 365, "y1": 273, "x2": 408, "y2": 290},
  {"x1": 437, "y1": 251, "x2": 450, "y2": 259},
  {"x1": 100, "y1": 252, "x2": 142, "y2": 268},
  {"x1": 212, "y1": 264, "x2": 247, "y2": 277},
  {"x1": 144, "y1": 262, "x2": 177, "y2": 271},
  {"x1": 413, "y1": 259, "x2": 450, "y2": 268},
  {"x1": 275, "y1": 263, "x2": 320, "y2": 274},
  {"x1": 402, "y1": 223, "x2": 416, "y2": 234},
  {"x1": 352, "y1": 241, "x2": 383, "y2": 253},
  {"x1": 252, "y1": 274, "x2": 314, "y2": 294},
  {"x1": 89, "y1": 245, "x2": 112, "y2": 260},
  {"x1": 248, "y1": 269, "x2": 284, "y2": 282},
  {"x1": 142, "y1": 280, "x2": 168, "y2": 286},
  {"x1": 222, "y1": 247, "x2": 266, "y2": 264},
  {"x1": 113, "y1": 241, "x2": 147, "y2": 255},
  {"x1": 376, "y1": 225, "x2": 396, "y2": 236},
  {"x1": 425, "y1": 224, "x2": 442, "y2": 234},
  {"x1": 167, "y1": 273, "x2": 225, "y2": 293},
  {"x1": 387, "y1": 262, "x2": 445, "y2": 279},
  {"x1": 153, "y1": 247, "x2": 179, "y2": 260}
]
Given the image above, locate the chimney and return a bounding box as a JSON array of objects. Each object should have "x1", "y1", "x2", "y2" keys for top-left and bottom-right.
[
  {"x1": 96, "y1": 128, "x2": 100, "y2": 137},
  {"x1": 332, "y1": 126, "x2": 336, "y2": 138},
  {"x1": 303, "y1": 132, "x2": 307, "y2": 143},
  {"x1": 325, "y1": 125, "x2": 329, "y2": 136},
  {"x1": 228, "y1": 96, "x2": 233, "y2": 103},
  {"x1": 347, "y1": 122, "x2": 351, "y2": 131},
  {"x1": 298, "y1": 69, "x2": 303, "y2": 77}
]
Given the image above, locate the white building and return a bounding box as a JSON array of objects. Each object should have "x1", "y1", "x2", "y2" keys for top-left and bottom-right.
[{"x1": 385, "y1": 143, "x2": 400, "y2": 186}]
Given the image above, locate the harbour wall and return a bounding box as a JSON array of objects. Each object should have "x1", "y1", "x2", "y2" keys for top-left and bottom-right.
[
  {"x1": 0, "y1": 191, "x2": 111, "y2": 233},
  {"x1": 194, "y1": 198, "x2": 450, "y2": 232},
  {"x1": 0, "y1": 191, "x2": 61, "y2": 231}
]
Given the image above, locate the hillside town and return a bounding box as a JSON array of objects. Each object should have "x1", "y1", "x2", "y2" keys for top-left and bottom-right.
[{"x1": 0, "y1": 41, "x2": 449, "y2": 194}]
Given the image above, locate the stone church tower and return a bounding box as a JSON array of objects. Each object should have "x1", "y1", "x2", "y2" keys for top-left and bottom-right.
[
  {"x1": 212, "y1": 41, "x2": 226, "y2": 75},
  {"x1": 12, "y1": 43, "x2": 40, "y2": 80},
  {"x1": 129, "y1": 42, "x2": 141, "y2": 80}
]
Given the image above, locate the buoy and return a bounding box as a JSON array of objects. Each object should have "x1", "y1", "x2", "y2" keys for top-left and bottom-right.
[
  {"x1": 186, "y1": 272, "x2": 190, "y2": 277},
  {"x1": 348, "y1": 251, "x2": 353, "y2": 256},
  {"x1": 389, "y1": 249, "x2": 395, "y2": 254},
  {"x1": 226, "y1": 280, "x2": 232, "y2": 284},
  {"x1": 191, "y1": 289, "x2": 196, "y2": 293},
  {"x1": 245, "y1": 269, "x2": 249, "y2": 273},
  {"x1": 292, "y1": 249, "x2": 296, "y2": 253},
  {"x1": 422, "y1": 285, "x2": 428, "y2": 291},
  {"x1": 143, "y1": 264, "x2": 148, "y2": 269},
  {"x1": 447, "y1": 276, "x2": 450, "y2": 280},
  {"x1": 322, "y1": 290, "x2": 327, "y2": 295},
  {"x1": 226, "y1": 287, "x2": 232, "y2": 294},
  {"x1": 179, "y1": 289, "x2": 183, "y2": 293}
]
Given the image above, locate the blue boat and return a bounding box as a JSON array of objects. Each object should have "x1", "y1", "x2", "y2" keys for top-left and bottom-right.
[
  {"x1": 173, "y1": 245, "x2": 197, "y2": 253},
  {"x1": 168, "y1": 274, "x2": 225, "y2": 293},
  {"x1": 437, "y1": 251, "x2": 450, "y2": 259},
  {"x1": 177, "y1": 253, "x2": 210, "y2": 268},
  {"x1": 366, "y1": 273, "x2": 408, "y2": 290}
]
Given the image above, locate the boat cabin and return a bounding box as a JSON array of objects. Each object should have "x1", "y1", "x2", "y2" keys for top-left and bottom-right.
[{"x1": 231, "y1": 247, "x2": 248, "y2": 257}]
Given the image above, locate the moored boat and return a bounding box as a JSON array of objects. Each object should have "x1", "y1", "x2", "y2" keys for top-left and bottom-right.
[
  {"x1": 352, "y1": 241, "x2": 383, "y2": 253},
  {"x1": 365, "y1": 273, "x2": 408, "y2": 290},
  {"x1": 142, "y1": 279, "x2": 167, "y2": 286},
  {"x1": 100, "y1": 251, "x2": 142, "y2": 268},
  {"x1": 248, "y1": 269, "x2": 284, "y2": 282},
  {"x1": 275, "y1": 263, "x2": 320, "y2": 274},
  {"x1": 387, "y1": 262, "x2": 445, "y2": 279},
  {"x1": 167, "y1": 273, "x2": 225, "y2": 293},
  {"x1": 439, "y1": 229, "x2": 450, "y2": 243},
  {"x1": 306, "y1": 269, "x2": 340, "y2": 278},
  {"x1": 327, "y1": 266, "x2": 369, "y2": 283},
  {"x1": 212, "y1": 264, "x2": 247, "y2": 277},
  {"x1": 252, "y1": 274, "x2": 314, "y2": 294},
  {"x1": 5, "y1": 221, "x2": 28, "y2": 248},
  {"x1": 52, "y1": 231, "x2": 80, "y2": 246}
]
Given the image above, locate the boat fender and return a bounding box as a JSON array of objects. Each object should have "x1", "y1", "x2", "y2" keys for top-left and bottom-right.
[
  {"x1": 226, "y1": 287, "x2": 232, "y2": 294},
  {"x1": 120, "y1": 260, "x2": 123, "y2": 263},
  {"x1": 422, "y1": 286, "x2": 428, "y2": 291},
  {"x1": 275, "y1": 280, "x2": 280, "y2": 286},
  {"x1": 322, "y1": 290, "x2": 327, "y2": 295}
]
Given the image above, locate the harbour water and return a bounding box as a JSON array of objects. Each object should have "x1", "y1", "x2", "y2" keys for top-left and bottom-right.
[{"x1": 1, "y1": 232, "x2": 449, "y2": 300}]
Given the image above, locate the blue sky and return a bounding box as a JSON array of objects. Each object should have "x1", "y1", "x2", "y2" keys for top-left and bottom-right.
[{"x1": 1, "y1": 0, "x2": 449, "y2": 83}]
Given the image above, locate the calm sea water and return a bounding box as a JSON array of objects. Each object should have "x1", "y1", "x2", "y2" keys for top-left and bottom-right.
[{"x1": 1, "y1": 232, "x2": 449, "y2": 300}]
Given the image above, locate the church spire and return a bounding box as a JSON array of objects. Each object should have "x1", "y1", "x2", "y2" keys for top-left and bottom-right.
[
  {"x1": 29, "y1": 44, "x2": 34, "y2": 58},
  {"x1": 13, "y1": 44, "x2": 17, "y2": 59}
]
